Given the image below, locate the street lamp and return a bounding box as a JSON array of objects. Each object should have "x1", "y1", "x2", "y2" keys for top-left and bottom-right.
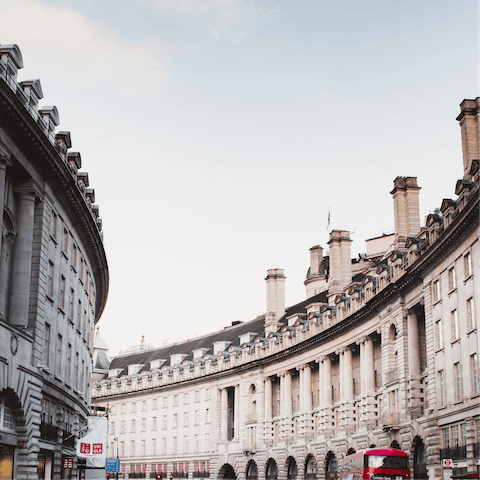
[{"x1": 113, "y1": 437, "x2": 119, "y2": 479}]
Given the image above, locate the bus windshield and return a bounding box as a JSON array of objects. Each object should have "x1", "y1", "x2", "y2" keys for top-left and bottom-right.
[{"x1": 366, "y1": 455, "x2": 409, "y2": 470}]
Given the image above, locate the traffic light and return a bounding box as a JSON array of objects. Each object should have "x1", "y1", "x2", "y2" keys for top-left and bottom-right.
[
  {"x1": 170, "y1": 475, "x2": 173, "y2": 480},
  {"x1": 156, "y1": 475, "x2": 162, "y2": 479},
  {"x1": 105, "y1": 474, "x2": 110, "y2": 478}
]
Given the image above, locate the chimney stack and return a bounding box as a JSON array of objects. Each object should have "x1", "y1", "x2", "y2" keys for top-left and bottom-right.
[
  {"x1": 456, "y1": 98, "x2": 480, "y2": 178},
  {"x1": 391, "y1": 176, "x2": 421, "y2": 245},
  {"x1": 327, "y1": 230, "x2": 352, "y2": 301},
  {"x1": 305, "y1": 245, "x2": 328, "y2": 298},
  {"x1": 265, "y1": 268, "x2": 285, "y2": 321}
]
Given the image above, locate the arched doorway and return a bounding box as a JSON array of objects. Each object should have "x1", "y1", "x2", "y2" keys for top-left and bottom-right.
[
  {"x1": 246, "y1": 460, "x2": 257, "y2": 480},
  {"x1": 325, "y1": 452, "x2": 337, "y2": 480},
  {"x1": 219, "y1": 464, "x2": 236, "y2": 480},
  {"x1": 287, "y1": 457, "x2": 298, "y2": 480},
  {"x1": 266, "y1": 459, "x2": 278, "y2": 480},
  {"x1": 305, "y1": 455, "x2": 316, "y2": 480},
  {"x1": 414, "y1": 438, "x2": 427, "y2": 479}
]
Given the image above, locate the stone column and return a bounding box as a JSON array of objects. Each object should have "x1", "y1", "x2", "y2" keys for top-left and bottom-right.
[
  {"x1": 407, "y1": 310, "x2": 422, "y2": 409},
  {"x1": 358, "y1": 337, "x2": 366, "y2": 423},
  {"x1": 323, "y1": 356, "x2": 333, "y2": 433},
  {"x1": 220, "y1": 388, "x2": 228, "y2": 441},
  {"x1": 284, "y1": 370, "x2": 292, "y2": 438},
  {"x1": 9, "y1": 181, "x2": 39, "y2": 328},
  {"x1": 343, "y1": 347, "x2": 354, "y2": 429},
  {"x1": 0, "y1": 157, "x2": 10, "y2": 261},
  {"x1": 303, "y1": 364, "x2": 313, "y2": 435},
  {"x1": 234, "y1": 385, "x2": 240, "y2": 440},
  {"x1": 265, "y1": 377, "x2": 272, "y2": 421}
]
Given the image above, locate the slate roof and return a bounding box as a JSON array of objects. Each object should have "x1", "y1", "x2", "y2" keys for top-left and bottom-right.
[{"x1": 105, "y1": 290, "x2": 330, "y2": 378}]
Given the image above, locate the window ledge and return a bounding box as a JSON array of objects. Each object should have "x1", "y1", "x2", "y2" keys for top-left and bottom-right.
[
  {"x1": 451, "y1": 338, "x2": 460, "y2": 345},
  {"x1": 435, "y1": 347, "x2": 444, "y2": 354},
  {"x1": 467, "y1": 328, "x2": 477, "y2": 336}
]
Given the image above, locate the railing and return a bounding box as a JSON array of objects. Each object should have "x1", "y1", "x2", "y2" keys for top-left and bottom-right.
[
  {"x1": 440, "y1": 446, "x2": 467, "y2": 460},
  {"x1": 40, "y1": 421, "x2": 58, "y2": 441},
  {"x1": 242, "y1": 442, "x2": 256, "y2": 451},
  {"x1": 193, "y1": 472, "x2": 210, "y2": 478}
]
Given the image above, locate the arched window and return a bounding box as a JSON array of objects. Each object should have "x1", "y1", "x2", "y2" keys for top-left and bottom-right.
[
  {"x1": 0, "y1": 394, "x2": 15, "y2": 432},
  {"x1": 266, "y1": 460, "x2": 277, "y2": 480},
  {"x1": 305, "y1": 455, "x2": 316, "y2": 480},
  {"x1": 246, "y1": 461, "x2": 257, "y2": 480},
  {"x1": 287, "y1": 458, "x2": 297, "y2": 480}
]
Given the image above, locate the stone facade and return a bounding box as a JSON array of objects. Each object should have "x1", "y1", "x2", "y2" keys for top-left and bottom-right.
[
  {"x1": 0, "y1": 44, "x2": 109, "y2": 479},
  {"x1": 92, "y1": 101, "x2": 479, "y2": 480}
]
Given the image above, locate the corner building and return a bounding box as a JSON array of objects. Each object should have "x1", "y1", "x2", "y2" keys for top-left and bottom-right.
[
  {"x1": 92, "y1": 101, "x2": 479, "y2": 480},
  {"x1": 0, "y1": 44, "x2": 109, "y2": 479}
]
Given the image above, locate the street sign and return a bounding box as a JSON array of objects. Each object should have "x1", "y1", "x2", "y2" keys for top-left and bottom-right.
[
  {"x1": 105, "y1": 458, "x2": 120, "y2": 473},
  {"x1": 443, "y1": 459, "x2": 453, "y2": 469}
]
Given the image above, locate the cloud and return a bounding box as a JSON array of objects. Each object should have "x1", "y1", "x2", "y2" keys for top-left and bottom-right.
[
  {"x1": 136, "y1": 0, "x2": 259, "y2": 38},
  {"x1": 0, "y1": 0, "x2": 173, "y2": 96}
]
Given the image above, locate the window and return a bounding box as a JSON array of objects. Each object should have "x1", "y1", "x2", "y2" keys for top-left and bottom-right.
[
  {"x1": 56, "y1": 334, "x2": 62, "y2": 377},
  {"x1": 120, "y1": 441, "x2": 125, "y2": 457},
  {"x1": 130, "y1": 440, "x2": 135, "y2": 457},
  {"x1": 206, "y1": 388, "x2": 210, "y2": 400},
  {"x1": 205, "y1": 408, "x2": 210, "y2": 423},
  {"x1": 433, "y1": 279, "x2": 441, "y2": 303},
  {"x1": 173, "y1": 395, "x2": 178, "y2": 406},
  {"x1": 454, "y1": 362, "x2": 463, "y2": 402},
  {"x1": 121, "y1": 404, "x2": 126, "y2": 414},
  {"x1": 465, "y1": 252, "x2": 472, "y2": 277},
  {"x1": 162, "y1": 438, "x2": 167, "y2": 455},
  {"x1": 67, "y1": 343, "x2": 72, "y2": 384},
  {"x1": 59, "y1": 275, "x2": 66, "y2": 310},
  {"x1": 472, "y1": 354, "x2": 479, "y2": 396},
  {"x1": 110, "y1": 422, "x2": 115, "y2": 435},
  {"x1": 121, "y1": 420, "x2": 125, "y2": 434},
  {"x1": 77, "y1": 300, "x2": 81, "y2": 329},
  {"x1": 163, "y1": 397, "x2": 168, "y2": 407},
  {"x1": 142, "y1": 418, "x2": 146, "y2": 431},
  {"x1": 467, "y1": 297, "x2": 476, "y2": 331},
  {"x1": 442, "y1": 427, "x2": 450, "y2": 448},
  {"x1": 47, "y1": 261, "x2": 54, "y2": 298},
  {"x1": 69, "y1": 288, "x2": 75, "y2": 320},
  {"x1": 75, "y1": 352, "x2": 79, "y2": 390},
  {"x1": 163, "y1": 415, "x2": 167, "y2": 428},
  {"x1": 0, "y1": 395, "x2": 15, "y2": 431},
  {"x1": 195, "y1": 410, "x2": 200, "y2": 424},
  {"x1": 131, "y1": 402, "x2": 137, "y2": 413},
  {"x1": 195, "y1": 390, "x2": 200, "y2": 402},
  {"x1": 152, "y1": 438, "x2": 156, "y2": 455},
  {"x1": 195, "y1": 434, "x2": 199, "y2": 453},
  {"x1": 72, "y1": 243, "x2": 78, "y2": 270},
  {"x1": 173, "y1": 414, "x2": 178, "y2": 428},
  {"x1": 184, "y1": 392, "x2": 189, "y2": 403},
  {"x1": 173, "y1": 437, "x2": 177, "y2": 454},
  {"x1": 436, "y1": 319, "x2": 444, "y2": 349},
  {"x1": 152, "y1": 416, "x2": 157, "y2": 430},
  {"x1": 451, "y1": 425, "x2": 460, "y2": 447},
  {"x1": 131, "y1": 419, "x2": 136, "y2": 432},
  {"x1": 44, "y1": 323, "x2": 51, "y2": 367},
  {"x1": 152, "y1": 399, "x2": 158, "y2": 410},
  {"x1": 183, "y1": 435, "x2": 188, "y2": 453},
  {"x1": 448, "y1": 266, "x2": 456, "y2": 291},
  {"x1": 141, "y1": 439, "x2": 146, "y2": 456},
  {"x1": 184, "y1": 412, "x2": 188, "y2": 426},
  {"x1": 51, "y1": 211, "x2": 57, "y2": 239},
  {"x1": 63, "y1": 227, "x2": 69, "y2": 254},
  {"x1": 451, "y1": 310, "x2": 459, "y2": 341},
  {"x1": 439, "y1": 370, "x2": 446, "y2": 406},
  {"x1": 142, "y1": 400, "x2": 147, "y2": 411}
]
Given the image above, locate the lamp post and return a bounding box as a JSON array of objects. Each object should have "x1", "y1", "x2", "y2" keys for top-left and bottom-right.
[{"x1": 114, "y1": 437, "x2": 119, "y2": 479}]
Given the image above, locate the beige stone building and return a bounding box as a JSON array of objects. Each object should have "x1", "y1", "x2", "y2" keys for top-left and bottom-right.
[
  {"x1": 92, "y1": 100, "x2": 479, "y2": 480},
  {"x1": 0, "y1": 44, "x2": 109, "y2": 479}
]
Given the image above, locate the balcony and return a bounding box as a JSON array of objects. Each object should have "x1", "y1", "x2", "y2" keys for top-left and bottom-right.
[
  {"x1": 440, "y1": 446, "x2": 467, "y2": 460},
  {"x1": 408, "y1": 405, "x2": 424, "y2": 420},
  {"x1": 62, "y1": 432, "x2": 76, "y2": 448},
  {"x1": 40, "y1": 421, "x2": 58, "y2": 442},
  {"x1": 382, "y1": 413, "x2": 400, "y2": 430}
]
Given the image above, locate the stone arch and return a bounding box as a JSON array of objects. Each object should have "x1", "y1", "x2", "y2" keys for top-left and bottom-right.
[
  {"x1": 304, "y1": 455, "x2": 317, "y2": 480},
  {"x1": 246, "y1": 460, "x2": 258, "y2": 480},
  {"x1": 218, "y1": 464, "x2": 237, "y2": 480},
  {"x1": 411, "y1": 436, "x2": 428, "y2": 480},
  {"x1": 266, "y1": 458, "x2": 278, "y2": 480}
]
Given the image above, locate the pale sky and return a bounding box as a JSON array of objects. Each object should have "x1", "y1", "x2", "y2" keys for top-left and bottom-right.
[{"x1": 1, "y1": 0, "x2": 478, "y2": 355}]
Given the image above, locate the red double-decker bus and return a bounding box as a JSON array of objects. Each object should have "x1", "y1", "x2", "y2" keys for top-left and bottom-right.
[{"x1": 338, "y1": 447, "x2": 410, "y2": 480}]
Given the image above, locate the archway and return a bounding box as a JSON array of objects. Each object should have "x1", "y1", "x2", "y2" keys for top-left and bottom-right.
[
  {"x1": 266, "y1": 459, "x2": 278, "y2": 480},
  {"x1": 305, "y1": 455, "x2": 316, "y2": 480},
  {"x1": 219, "y1": 464, "x2": 236, "y2": 480},
  {"x1": 246, "y1": 460, "x2": 257, "y2": 480},
  {"x1": 287, "y1": 457, "x2": 298, "y2": 480},
  {"x1": 413, "y1": 438, "x2": 427, "y2": 479},
  {"x1": 325, "y1": 452, "x2": 337, "y2": 480}
]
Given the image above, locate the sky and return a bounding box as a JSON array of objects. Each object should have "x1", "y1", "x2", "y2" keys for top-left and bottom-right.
[{"x1": 1, "y1": 0, "x2": 478, "y2": 356}]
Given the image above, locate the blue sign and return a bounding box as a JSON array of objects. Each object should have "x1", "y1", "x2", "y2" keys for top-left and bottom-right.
[{"x1": 105, "y1": 458, "x2": 120, "y2": 473}]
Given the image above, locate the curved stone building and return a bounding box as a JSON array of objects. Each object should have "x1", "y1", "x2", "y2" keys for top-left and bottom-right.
[
  {"x1": 92, "y1": 101, "x2": 478, "y2": 480},
  {"x1": 0, "y1": 44, "x2": 109, "y2": 479}
]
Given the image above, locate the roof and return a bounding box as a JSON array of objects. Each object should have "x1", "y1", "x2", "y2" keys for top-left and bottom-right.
[{"x1": 106, "y1": 290, "x2": 330, "y2": 378}]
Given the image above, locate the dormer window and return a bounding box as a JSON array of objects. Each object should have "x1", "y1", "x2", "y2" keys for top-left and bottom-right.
[{"x1": 213, "y1": 341, "x2": 232, "y2": 355}]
